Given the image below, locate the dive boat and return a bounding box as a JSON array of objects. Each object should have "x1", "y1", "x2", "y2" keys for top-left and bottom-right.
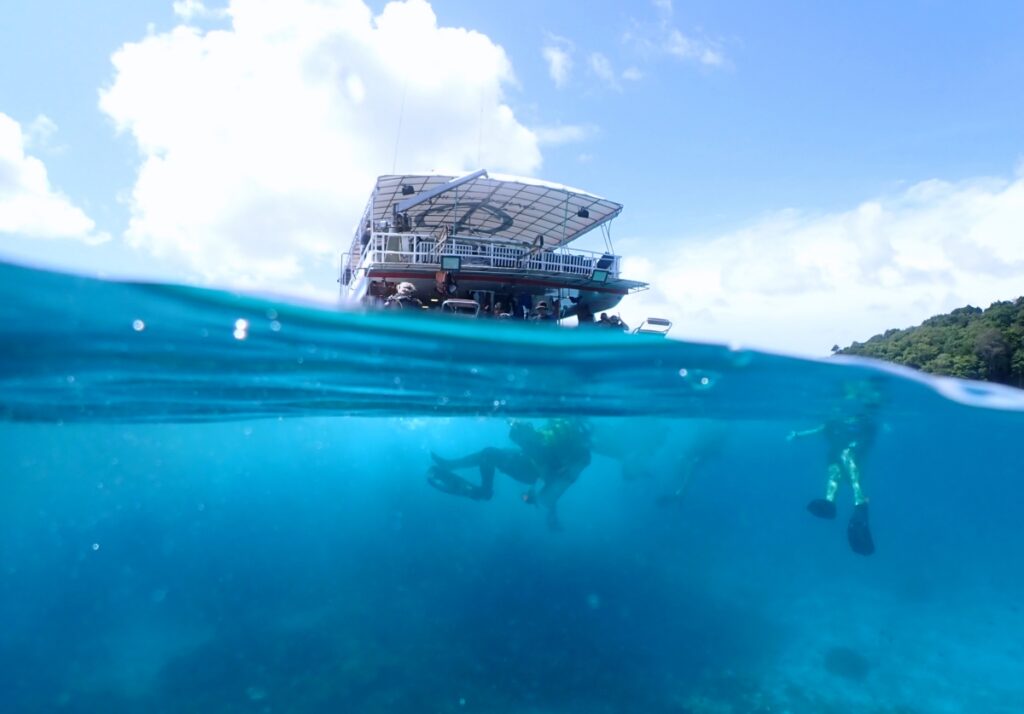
[{"x1": 339, "y1": 169, "x2": 669, "y2": 334}]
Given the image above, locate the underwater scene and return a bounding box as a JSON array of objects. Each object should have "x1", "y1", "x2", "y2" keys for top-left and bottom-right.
[{"x1": 2, "y1": 261, "x2": 1024, "y2": 714}]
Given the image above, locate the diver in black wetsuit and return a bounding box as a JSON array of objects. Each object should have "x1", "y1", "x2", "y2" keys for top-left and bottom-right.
[
  {"x1": 427, "y1": 419, "x2": 591, "y2": 531},
  {"x1": 788, "y1": 382, "x2": 883, "y2": 556}
]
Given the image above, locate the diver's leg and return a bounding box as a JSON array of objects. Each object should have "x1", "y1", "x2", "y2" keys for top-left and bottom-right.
[
  {"x1": 545, "y1": 503, "x2": 563, "y2": 532},
  {"x1": 487, "y1": 449, "x2": 543, "y2": 485},
  {"x1": 807, "y1": 462, "x2": 841, "y2": 519},
  {"x1": 426, "y1": 465, "x2": 492, "y2": 500},
  {"x1": 428, "y1": 447, "x2": 505, "y2": 500},
  {"x1": 842, "y1": 448, "x2": 875, "y2": 556},
  {"x1": 843, "y1": 447, "x2": 868, "y2": 506},
  {"x1": 529, "y1": 468, "x2": 583, "y2": 532},
  {"x1": 431, "y1": 450, "x2": 487, "y2": 469},
  {"x1": 430, "y1": 448, "x2": 538, "y2": 499}
]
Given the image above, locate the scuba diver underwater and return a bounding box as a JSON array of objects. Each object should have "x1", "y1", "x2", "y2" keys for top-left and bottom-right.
[
  {"x1": 789, "y1": 380, "x2": 885, "y2": 556},
  {"x1": 427, "y1": 418, "x2": 592, "y2": 531}
]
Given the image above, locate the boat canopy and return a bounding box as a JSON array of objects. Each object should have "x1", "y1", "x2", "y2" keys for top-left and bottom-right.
[{"x1": 370, "y1": 170, "x2": 622, "y2": 250}]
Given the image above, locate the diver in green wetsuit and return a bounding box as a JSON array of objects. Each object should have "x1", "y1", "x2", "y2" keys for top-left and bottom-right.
[
  {"x1": 789, "y1": 382, "x2": 883, "y2": 556},
  {"x1": 428, "y1": 418, "x2": 592, "y2": 531}
]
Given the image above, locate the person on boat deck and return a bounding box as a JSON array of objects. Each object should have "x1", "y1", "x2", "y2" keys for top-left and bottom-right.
[
  {"x1": 576, "y1": 302, "x2": 595, "y2": 325},
  {"x1": 530, "y1": 300, "x2": 554, "y2": 321},
  {"x1": 428, "y1": 418, "x2": 592, "y2": 531},
  {"x1": 384, "y1": 282, "x2": 423, "y2": 310},
  {"x1": 599, "y1": 313, "x2": 630, "y2": 332},
  {"x1": 787, "y1": 380, "x2": 885, "y2": 556},
  {"x1": 493, "y1": 301, "x2": 512, "y2": 319}
]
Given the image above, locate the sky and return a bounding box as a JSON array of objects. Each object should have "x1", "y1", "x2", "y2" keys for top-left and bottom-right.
[{"x1": 1, "y1": 0, "x2": 1022, "y2": 355}]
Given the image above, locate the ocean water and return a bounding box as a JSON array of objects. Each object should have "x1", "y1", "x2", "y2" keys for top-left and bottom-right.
[{"x1": 2, "y1": 261, "x2": 1023, "y2": 714}]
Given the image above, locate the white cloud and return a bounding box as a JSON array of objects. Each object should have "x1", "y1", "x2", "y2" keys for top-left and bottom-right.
[
  {"x1": 619, "y1": 173, "x2": 1024, "y2": 356},
  {"x1": 0, "y1": 113, "x2": 105, "y2": 243},
  {"x1": 25, "y1": 114, "x2": 59, "y2": 150},
  {"x1": 664, "y1": 28, "x2": 723, "y2": 66},
  {"x1": 588, "y1": 52, "x2": 620, "y2": 90},
  {"x1": 624, "y1": 3, "x2": 725, "y2": 68},
  {"x1": 534, "y1": 124, "x2": 597, "y2": 146},
  {"x1": 541, "y1": 36, "x2": 573, "y2": 89},
  {"x1": 172, "y1": 0, "x2": 225, "y2": 20},
  {"x1": 100, "y1": 0, "x2": 542, "y2": 295}
]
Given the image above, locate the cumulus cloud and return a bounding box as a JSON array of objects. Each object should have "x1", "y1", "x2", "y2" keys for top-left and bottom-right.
[
  {"x1": 0, "y1": 113, "x2": 105, "y2": 243},
  {"x1": 100, "y1": 0, "x2": 542, "y2": 295},
  {"x1": 619, "y1": 173, "x2": 1024, "y2": 356},
  {"x1": 541, "y1": 35, "x2": 574, "y2": 88}
]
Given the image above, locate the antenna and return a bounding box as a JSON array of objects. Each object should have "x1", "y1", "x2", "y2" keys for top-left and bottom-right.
[
  {"x1": 392, "y1": 81, "x2": 408, "y2": 174},
  {"x1": 477, "y1": 87, "x2": 484, "y2": 166}
]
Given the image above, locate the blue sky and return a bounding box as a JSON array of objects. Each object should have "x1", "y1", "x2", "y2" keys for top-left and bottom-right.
[{"x1": 1, "y1": 0, "x2": 1022, "y2": 353}]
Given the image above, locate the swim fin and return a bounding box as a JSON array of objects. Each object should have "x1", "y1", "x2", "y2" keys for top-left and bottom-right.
[
  {"x1": 847, "y1": 503, "x2": 875, "y2": 556},
  {"x1": 430, "y1": 452, "x2": 454, "y2": 468},
  {"x1": 427, "y1": 465, "x2": 485, "y2": 500},
  {"x1": 807, "y1": 498, "x2": 837, "y2": 520}
]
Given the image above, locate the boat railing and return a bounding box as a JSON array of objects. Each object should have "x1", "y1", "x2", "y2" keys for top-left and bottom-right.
[{"x1": 343, "y1": 232, "x2": 620, "y2": 285}]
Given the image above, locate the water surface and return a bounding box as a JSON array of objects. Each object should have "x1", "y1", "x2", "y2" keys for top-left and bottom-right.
[{"x1": 2, "y1": 262, "x2": 1022, "y2": 713}]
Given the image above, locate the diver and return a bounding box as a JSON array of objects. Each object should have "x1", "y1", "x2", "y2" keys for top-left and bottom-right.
[
  {"x1": 427, "y1": 418, "x2": 592, "y2": 531},
  {"x1": 384, "y1": 282, "x2": 423, "y2": 310},
  {"x1": 655, "y1": 424, "x2": 728, "y2": 508},
  {"x1": 788, "y1": 381, "x2": 884, "y2": 556}
]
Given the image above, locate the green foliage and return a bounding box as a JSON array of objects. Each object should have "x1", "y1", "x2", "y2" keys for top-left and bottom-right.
[{"x1": 839, "y1": 297, "x2": 1024, "y2": 387}]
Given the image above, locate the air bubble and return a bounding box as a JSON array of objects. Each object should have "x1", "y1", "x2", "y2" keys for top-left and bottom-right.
[
  {"x1": 132, "y1": 319, "x2": 145, "y2": 332},
  {"x1": 678, "y1": 368, "x2": 688, "y2": 378}
]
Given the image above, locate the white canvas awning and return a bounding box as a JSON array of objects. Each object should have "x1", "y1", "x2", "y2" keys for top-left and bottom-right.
[{"x1": 371, "y1": 171, "x2": 622, "y2": 249}]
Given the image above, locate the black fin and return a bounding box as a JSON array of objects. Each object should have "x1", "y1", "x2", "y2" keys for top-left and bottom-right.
[
  {"x1": 847, "y1": 503, "x2": 876, "y2": 556},
  {"x1": 807, "y1": 498, "x2": 837, "y2": 520},
  {"x1": 427, "y1": 465, "x2": 484, "y2": 499}
]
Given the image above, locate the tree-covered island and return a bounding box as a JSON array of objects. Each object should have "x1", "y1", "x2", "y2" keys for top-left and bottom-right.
[{"x1": 836, "y1": 298, "x2": 1024, "y2": 388}]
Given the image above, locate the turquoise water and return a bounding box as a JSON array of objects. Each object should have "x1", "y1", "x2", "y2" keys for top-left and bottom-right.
[{"x1": 2, "y1": 261, "x2": 1023, "y2": 713}]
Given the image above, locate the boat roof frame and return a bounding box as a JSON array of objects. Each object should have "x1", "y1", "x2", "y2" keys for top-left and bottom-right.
[{"x1": 370, "y1": 170, "x2": 623, "y2": 250}]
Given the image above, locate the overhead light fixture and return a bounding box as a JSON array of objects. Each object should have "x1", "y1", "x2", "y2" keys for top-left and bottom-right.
[
  {"x1": 576, "y1": 207, "x2": 590, "y2": 219},
  {"x1": 401, "y1": 184, "x2": 415, "y2": 195},
  {"x1": 591, "y1": 269, "x2": 609, "y2": 284},
  {"x1": 440, "y1": 256, "x2": 461, "y2": 271}
]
